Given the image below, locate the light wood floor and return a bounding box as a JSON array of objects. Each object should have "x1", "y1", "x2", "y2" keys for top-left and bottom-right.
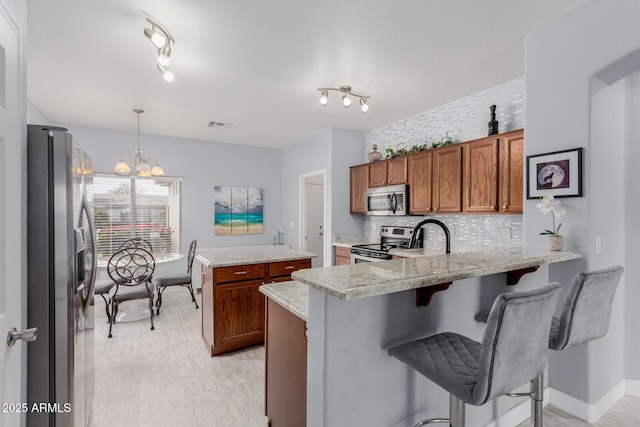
[
  {"x1": 91, "y1": 289, "x2": 267, "y2": 427},
  {"x1": 91, "y1": 289, "x2": 639, "y2": 427}
]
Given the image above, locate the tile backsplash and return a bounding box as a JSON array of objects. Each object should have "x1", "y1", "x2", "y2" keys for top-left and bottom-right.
[{"x1": 362, "y1": 77, "x2": 524, "y2": 247}]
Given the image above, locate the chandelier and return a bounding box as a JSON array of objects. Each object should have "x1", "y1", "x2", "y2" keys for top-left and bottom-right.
[
  {"x1": 114, "y1": 108, "x2": 164, "y2": 177},
  {"x1": 317, "y1": 85, "x2": 370, "y2": 113}
]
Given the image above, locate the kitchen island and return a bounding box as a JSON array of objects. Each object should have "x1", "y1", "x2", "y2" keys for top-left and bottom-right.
[
  {"x1": 196, "y1": 245, "x2": 314, "y2": 356},
  {"x1": 285, "y1": 246, "x2": 581, "y2": 427}
]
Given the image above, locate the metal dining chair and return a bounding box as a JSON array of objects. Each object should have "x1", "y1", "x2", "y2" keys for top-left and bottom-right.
[
  {"x1": 155, "y1": 239, "x2": 198, "y2": 315},
  {"x1": 106, "y1": 246, "x2": 156, "y2": 338}
]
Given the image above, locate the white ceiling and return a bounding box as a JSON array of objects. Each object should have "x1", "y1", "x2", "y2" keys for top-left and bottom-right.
[{"x1": 27, "y1": 0, "x2": 590, "y2": 149}]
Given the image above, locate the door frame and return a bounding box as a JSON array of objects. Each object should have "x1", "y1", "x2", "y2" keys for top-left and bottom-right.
[{"x1": 298, "y1": 170, "x2": 327, "y2": 267}]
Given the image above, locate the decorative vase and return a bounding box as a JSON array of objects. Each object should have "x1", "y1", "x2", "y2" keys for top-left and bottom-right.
[
  {"x1": 488, "y1": 105, "x2": 499, "y2": 136},
  {"x1": 368, "y1": 144, "x2": 383, "y2": 162},
  {"x1": 549, "y1": 236, "x2": 563, "y2": 251}
]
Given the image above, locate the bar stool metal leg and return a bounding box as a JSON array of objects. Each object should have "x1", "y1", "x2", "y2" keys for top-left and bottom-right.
[
  {"x1": 451, "y1": 395, "x2": 465, "y2": 427},
  {"x1": 413, "y1": 394, "x2": 465, "y2": 427},
  {"x1": 531, "y1": 373, "x2": 543, "y2": 427}
]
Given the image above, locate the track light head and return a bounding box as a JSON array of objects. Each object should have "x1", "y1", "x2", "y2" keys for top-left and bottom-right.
[
  {"x1": 157, "y1": 64, "x2": 174, "y2": 82},
  {"x1": 342, "y1": 94, "x2": 352, "y2": 108},
  {"x1": 360, "y1": 97, "x2": 369, "y2": 113},
  {"x1": 319, "y1": 89, "x2": 328, "y2": 106},
  {"x1": 158, "y1": 45, "x2": 171, "y2": 66}
]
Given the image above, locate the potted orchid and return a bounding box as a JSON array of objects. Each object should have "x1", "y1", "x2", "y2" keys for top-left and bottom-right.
[{"x1": 536, "y1": 195, "x2": 566, "y2": 251}]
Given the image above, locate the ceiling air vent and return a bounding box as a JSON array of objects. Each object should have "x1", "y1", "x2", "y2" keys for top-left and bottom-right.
[{"x1": 207, "y1": 121, "x2": 233, "y2": 129}]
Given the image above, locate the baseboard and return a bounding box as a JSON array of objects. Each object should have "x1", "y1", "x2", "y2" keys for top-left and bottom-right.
[
  {"x1": 483, "y1": 389, "x2": 550, "y2": 427},
  {"x1": 626, "y1": 379, "x2": 640, "y2": 396},
  {"x1": 549, "y1": 380, "x2": 626, "y2": 423}
]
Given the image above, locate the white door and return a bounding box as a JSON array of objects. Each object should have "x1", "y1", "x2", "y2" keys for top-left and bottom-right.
[
  {"x1": 303, "y1": 175, "x2": 325, "y2": 268},
  {"x1": 0, "y1": 2, "x2": 24, "y2": 426}
]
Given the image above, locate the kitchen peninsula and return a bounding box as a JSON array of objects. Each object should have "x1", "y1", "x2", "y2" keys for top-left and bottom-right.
[
  {"x1": 196, "y1": 245, "x2": 314, "y2": 356},
  {"x1": 286, "y1": 246, "x2": 581, "y2": 427}
]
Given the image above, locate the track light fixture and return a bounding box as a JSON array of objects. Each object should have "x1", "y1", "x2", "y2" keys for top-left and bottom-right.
[
  {"x1": 317, "y1": 85, "x2": 370, "y2": 113},
  {"x1": 142, "y1": 11, "x2": 175, "y2": 82}
]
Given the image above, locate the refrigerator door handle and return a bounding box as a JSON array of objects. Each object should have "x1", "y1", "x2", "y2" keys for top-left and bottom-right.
[{"x1": 79, "y1": 192, "x2": 97, "y2": 316}]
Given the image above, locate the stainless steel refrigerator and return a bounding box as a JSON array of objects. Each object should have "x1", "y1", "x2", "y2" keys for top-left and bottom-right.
[{"x1": 27, "y1": 125, "x2": 97, "y2": 427}]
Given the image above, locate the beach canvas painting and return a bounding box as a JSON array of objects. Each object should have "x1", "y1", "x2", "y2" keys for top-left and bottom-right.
[{"x1": 214, "y1": 186, "x2": 264, "y2": 235}]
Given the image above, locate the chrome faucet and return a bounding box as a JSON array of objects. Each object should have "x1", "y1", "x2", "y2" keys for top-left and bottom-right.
[{"x1": 409, "y1": 219, "x2": 451, "y2": 254}]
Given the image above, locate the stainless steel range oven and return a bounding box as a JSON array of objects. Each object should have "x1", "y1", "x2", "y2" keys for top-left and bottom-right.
[{"x1": 350, "y1": 226, "x2": 415, "y2": 263}]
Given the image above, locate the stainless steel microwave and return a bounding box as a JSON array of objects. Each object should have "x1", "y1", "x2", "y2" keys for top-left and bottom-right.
[{"x1": 366, "y1": 184, "x2": 408, "y2": 216}]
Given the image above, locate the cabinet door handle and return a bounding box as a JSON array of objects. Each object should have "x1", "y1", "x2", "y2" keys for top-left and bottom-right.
[
  {"x1": 201, "y1": 273, "x2": 205, "y2": 286},
  {"x1": 503, "y1": 205, "x2": 507, "y2": 209},
  {"x1": 235, "y1": 271, "x2": 248, "y2": 275},
  {"x1": 284, "y1": 266, "x2": 296, "y2": 270}
]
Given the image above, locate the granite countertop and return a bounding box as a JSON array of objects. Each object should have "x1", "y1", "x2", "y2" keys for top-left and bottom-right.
[
  {"x1": 259, "y1": 281, "x2": 308, "y2": 321},
  {"x1": 196, "y1": 245, "x2": 316, "y2": 268},
  {"x1": 333, "y1": 235, "x2": 379, "y2": 248},
  {"x1": 292, "y1": 247, "x2": 581, "y2": 300}
]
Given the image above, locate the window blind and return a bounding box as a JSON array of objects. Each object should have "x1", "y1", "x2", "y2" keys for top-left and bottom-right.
[{"x1": 93, "y1": 174, "x2": 183, "y2": 264}]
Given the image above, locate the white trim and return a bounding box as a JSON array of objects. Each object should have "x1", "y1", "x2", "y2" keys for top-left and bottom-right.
[
  {"x1": 626, "y1": 379, "x2": 640, "y2": 397},
  {"x1": 483, "y1": 389, "x2": 550, "y2": 427},
  {"x1": 549, "y1": 380, "x2": 625, "y2": 424}
]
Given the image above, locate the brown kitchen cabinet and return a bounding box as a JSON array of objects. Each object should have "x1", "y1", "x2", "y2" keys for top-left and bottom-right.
[
  {"x1": 408, "y1": 150, "x2": 433, "y2": 214},
  {"x1": 270, "y1": 258, "x2": 312, "y2": 283},
  {"x1": 265, "y1": 298, "x2": 307, "y2": 427},
  {"x1": 463, "y1": 137, "x2": 500, "y2": 212},
  {"x1": 201, "y1": 258, "x2": 311, "y2": 356},
  {"x1": 499, "y1": 130, "x2": 524, "y2": 213},
  {"x1": 432, "y1": 145, "x2": 462, "y2": 213},
  {"x1": 369, "y1": 158, "x2": 408, "y2": 187},
  {"x1": 350, "y1": 164, "x2": 369, "y2": 214},
  {"x1": 334, "y1": 245, "x2": 351, "y2": 265}
]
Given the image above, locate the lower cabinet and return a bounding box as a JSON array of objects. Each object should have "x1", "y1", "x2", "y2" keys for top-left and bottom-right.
[
  {"x1": 265, "y1": 298, "x2": 307, "y2": 427},
  {"x1": 334, "y1": 245, "x2": 351, "y2": 265},
  {"x1": 201, "y1": 258, "x2": 311, "y2": 356}
]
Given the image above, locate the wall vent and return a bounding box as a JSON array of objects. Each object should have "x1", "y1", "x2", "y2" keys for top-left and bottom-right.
[{"x1": 207, "y1": 121, "x2": 233, "y2": 129}]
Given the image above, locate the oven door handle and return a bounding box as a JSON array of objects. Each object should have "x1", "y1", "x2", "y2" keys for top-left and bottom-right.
[{"x1": 390, "y1": 193, "x2": 398, "y2": 214}]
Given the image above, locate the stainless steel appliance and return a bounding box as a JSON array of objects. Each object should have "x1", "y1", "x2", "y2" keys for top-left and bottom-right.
[
  {"x1": 366, "y1": 184, "x2": 408, "y2": 216},
  {"x1": 350, "y1": 226, "x2": 415, "y2": 263},
  {"x1": 27, "y1": 125, "x2": 97, "y2": 427}
]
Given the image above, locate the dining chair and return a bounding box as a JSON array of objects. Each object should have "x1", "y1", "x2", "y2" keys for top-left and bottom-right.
[
  {"x1": 106, "y1": 246, "x2": 156, "y2": 338},
  {"x1": 119, "y1": 237, "x2": 153, "y2": 252},
  {"x1": 155, "y1": 239, "x2": 198, "y2": 315}
]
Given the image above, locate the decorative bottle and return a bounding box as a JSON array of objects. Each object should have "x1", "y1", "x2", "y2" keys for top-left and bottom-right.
[
  {"x1": 367, "y1": 144, "x2": 383, "y2": 162},
  {"x1": 488, "y1": 105, "x2": 499, "y2": 136}
]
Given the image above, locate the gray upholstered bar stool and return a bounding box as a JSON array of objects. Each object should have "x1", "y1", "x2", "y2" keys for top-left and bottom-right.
[
  {"x1": 388, "y1": 284, "x2": 561, "y2": 427},
  {"x1": 475, "y1": 265, "x2": 624, "y2": 427}
]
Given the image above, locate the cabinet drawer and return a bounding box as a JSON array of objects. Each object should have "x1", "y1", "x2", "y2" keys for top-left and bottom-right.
[
  {"x1": 334, "y1": 246, "x2": 350, "y2": 258},
  {"x1": 214, "y1": 263, "x2": 266, "y2": 284},
  {"x1": 270, "y1": 259, "x2": 311, "y2": 277}
]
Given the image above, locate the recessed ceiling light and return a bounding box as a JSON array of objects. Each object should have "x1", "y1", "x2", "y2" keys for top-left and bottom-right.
[{"x1": 207, "y1": 121, "x2": 234, "y2": 129}]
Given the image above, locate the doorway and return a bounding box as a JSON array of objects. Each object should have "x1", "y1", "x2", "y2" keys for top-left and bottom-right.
[{"x1": 300, "y1": 171, "x2": 325, "y2": 268}]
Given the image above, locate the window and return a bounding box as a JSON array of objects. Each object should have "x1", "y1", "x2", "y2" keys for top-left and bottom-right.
[{"x1": 93, "y1": 174, "x2": 182, "y2": 264}]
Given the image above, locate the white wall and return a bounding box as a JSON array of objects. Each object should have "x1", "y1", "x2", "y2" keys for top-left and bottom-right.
[
  {"x1": 525, "y1": 0, "x2": 640, "y2": 404},
  {"x1": 280, "y1": 127, "x2": 364, "y2": 264},
  {"x1": 624, "y1": 71, "x2": 640, "y2": 380},
  {"x1": 363, "y1": 78, "x2": 525, "y2": 248},
  {"x1": 28, "y1": 112, "x2": 284, "y2": 279}
]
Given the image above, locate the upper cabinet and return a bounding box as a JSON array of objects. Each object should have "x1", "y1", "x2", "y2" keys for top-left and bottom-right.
[
  {"x1": 499, "y1": 130, "x2": 524, "y2": 213},
  {"x1": 408, "y1": 151, "x2": 433, "y2": 215},
  {"x1": 349, "y1": 129, "x2": 524, "y2": 216},
  {"x1": 350, "y1": 164, "x2": 369, "y2": 214},
  {"x1": 369, "y1": 157, "x2": 408, "y2": 187},
  {"x1": 432, "y1": 145, "x2": 462, "y2": 213},
  {"x1": 463, "y1": 137, "x2": 500, "y2": 212}
]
